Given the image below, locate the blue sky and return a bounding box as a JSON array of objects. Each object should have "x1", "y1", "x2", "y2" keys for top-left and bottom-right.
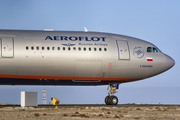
[{"x1": 0, "y1": 0, "x2": 179, "y2": 104}]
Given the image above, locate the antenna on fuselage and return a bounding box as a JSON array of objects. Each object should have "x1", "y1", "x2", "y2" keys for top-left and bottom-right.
[{"x1": 84, "y1": 27, "x2": 88, "y2": 32}]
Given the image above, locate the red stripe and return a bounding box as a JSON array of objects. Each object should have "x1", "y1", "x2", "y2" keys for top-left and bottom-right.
[
  {"x1": 0, "y1": 74, "x2": 139, "y2": 81},
  {"x1": 147, "y1": 60, "x2": 153, "y2": 61}
]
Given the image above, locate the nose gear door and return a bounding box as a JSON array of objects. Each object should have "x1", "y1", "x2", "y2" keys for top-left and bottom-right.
[{"x1": 116, "y1": 40, "x2": 130, "y2": 60}]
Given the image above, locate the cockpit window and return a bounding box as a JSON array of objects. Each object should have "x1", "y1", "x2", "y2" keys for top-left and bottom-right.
[
  {"x1": 152, "y1": 44, "x2": 162, "y2": 53},
  {"x1": 147, "y1": 46, "x2": 162, "y2": 53},
  {"x1": 147, "y1": 47, "x2": 152, "y2": 52},
  {"x1": 155, "y1": 47, "x2": 162, "y2": 52},
  {"x1": 153, "y1": 47, "x2": 158, "y2": 53}
]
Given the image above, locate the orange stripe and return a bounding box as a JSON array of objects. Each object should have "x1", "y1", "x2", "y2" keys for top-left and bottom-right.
[{"x1": 0, "y1": 74, "x2": 139, "y2": 81}]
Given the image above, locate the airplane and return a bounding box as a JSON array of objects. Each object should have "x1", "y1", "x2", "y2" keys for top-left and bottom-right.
[{"x1": 0, "y1": 29, "x2": 175, "y2": 105}]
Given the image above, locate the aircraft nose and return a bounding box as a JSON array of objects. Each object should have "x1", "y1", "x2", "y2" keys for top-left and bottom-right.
[{"x1": 166, "y1": 55, "x2": 175, "y2": 69}]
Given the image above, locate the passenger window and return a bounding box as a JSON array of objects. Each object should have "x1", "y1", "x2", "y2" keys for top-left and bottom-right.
[
  {"x1": 104, "y1": 48, "x2": 107, "y2": 51},
  {"x1": 47, "y1": 47, "x2": 50, "y2": 50},
  {"x1": 73, "y1": 47, "x2": 76, "y2": 51},
  {"x1": 89, "y1": 47, "x2": 91, "y2": 51},
  {"x1": 26, "y1": 46, "x2": 28, "y2": 50},
  {"x1": 52, "y1": 47, "x2": 55, "y2": 50},
  {"x1": 147, "y1": 47, "x2": 152, "y2": 52},
  {"x1": 42, "y1": 46, "x2": 44, "y2": 50},
  {"x1": 84, "y1": 47, "x2": 86, "y2": 51},
  {"x1": 31, "y1": 46, "x2": 34, "y2": 50},
  {"x1": 57, "y1": 47, "x2": 60, "y2": 50},
  {"x1": 78, "y1": 47, "x2": 81, "y2": 51},
  {"x1": 63, "y1": 47, "x2": 65, "y2": 50},
  {"x1": 68, "y1": 47, "x2": 71, "y2": 51},
  {"x1": 37, "y1": 46, "x2": 39, "y2": 50},
  {"x1": 94, "y1": 48, "x2": 96, "y2": 51},
  {"x1": 99, "y1": 48, "x2": 102, "y2": 51},
  {"x1": 153, "y1": 47, "x2": 158, "y2": 53}
]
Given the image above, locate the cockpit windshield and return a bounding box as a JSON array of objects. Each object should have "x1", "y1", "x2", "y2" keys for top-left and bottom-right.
[
  {"x1": 153, "y1": 47, "x2": 158, "y2": 53},
  {"x1": 155, "y1": 46, "x2": 162, "y2": 52},
  {"x1": 147, "y1": 46, "x2": 162, "y2": 53},
  {"x1": 147, "y1": 47, "x2": 152, "y2": 52}
]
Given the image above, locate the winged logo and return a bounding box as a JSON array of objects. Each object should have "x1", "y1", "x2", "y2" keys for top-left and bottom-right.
[
  {"x1": 62, "y1": 43, "x2": 76, "y2": 47},
  {"x1": 133, "y1": 47, "x2": 144, "y2": 58}
]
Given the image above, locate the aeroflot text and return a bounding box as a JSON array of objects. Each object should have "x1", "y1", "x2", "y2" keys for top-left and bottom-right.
[{"x1": 45, "y1": 36, "x2": 106, "y2": 41}]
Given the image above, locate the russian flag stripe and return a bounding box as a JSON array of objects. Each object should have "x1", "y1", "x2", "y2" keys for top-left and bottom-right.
[{"x1": 147, "y1": 57, "x2": 153, "y2": 61}]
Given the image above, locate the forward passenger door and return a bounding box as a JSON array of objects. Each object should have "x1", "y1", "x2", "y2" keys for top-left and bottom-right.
[
  {"x1": 116, "y1": 40, "x2": 130, "y2": 60},
  {"x1": 1, "y1": 37, "x2": 14, "y2": 58}
]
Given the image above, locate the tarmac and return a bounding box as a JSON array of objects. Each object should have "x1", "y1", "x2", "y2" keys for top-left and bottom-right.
[
  {"x1": 0, "y1": 104, "x2": 180, "y2": 108},
  {"x1": 1, "y1": 104, "x2": 180, "y2": 119}
]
